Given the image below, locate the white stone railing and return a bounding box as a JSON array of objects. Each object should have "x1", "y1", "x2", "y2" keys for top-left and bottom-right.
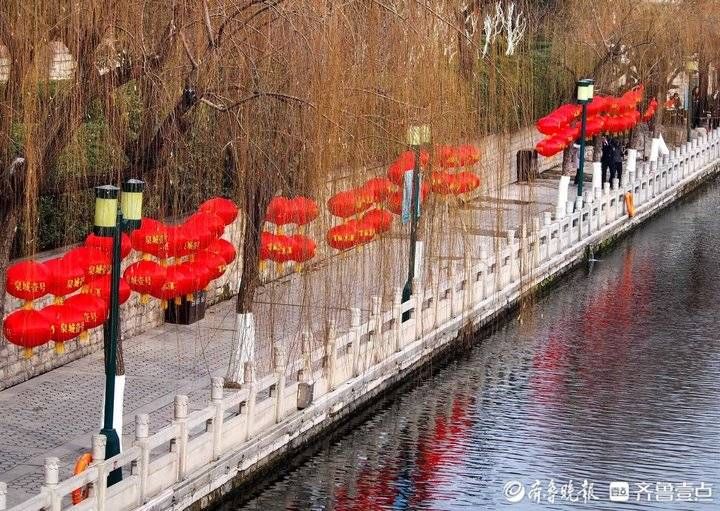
[{"x1": 2, "y1": 128, "x2": 719, "y2": 511}]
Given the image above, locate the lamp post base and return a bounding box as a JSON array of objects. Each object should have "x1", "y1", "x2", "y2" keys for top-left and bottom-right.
[
  {"x1": 101, "y1": 427, "x2": 123, "y2": 485},
  {"x1": 401, "y1": 281, "x2": 412, "y2": 322}
]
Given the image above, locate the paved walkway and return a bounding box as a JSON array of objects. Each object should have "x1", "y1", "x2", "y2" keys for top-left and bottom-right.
[{"x1": 0, "y1": 172, "x2": 566, "y2": 506}]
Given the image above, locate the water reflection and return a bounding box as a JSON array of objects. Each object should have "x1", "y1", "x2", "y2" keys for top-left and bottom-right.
[{"x1": 232, "y1": 180, "x2": 720, "y2": 510}]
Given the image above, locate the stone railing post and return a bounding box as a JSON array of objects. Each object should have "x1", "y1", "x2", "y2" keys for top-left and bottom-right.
[
  {"x1": 349, "y1": 307, "x2": 362, "y2": 377},
  {"x1": 448, "y1": 262, "x2": 458, "y2": 317},
  {"x1": 463, "y1": 253, "x2": 474, "y2": 311},
  {"x1": 174, "y1": 395, "x2": 189, "y2": 480},
  {"x1": 413, "y1": 278, "x2": 424, "y2": 340},
  {"x1": 43, "y1": 457, "x2": 61, "y2": 511},
  {"x1": 393, "y1": 287, "x2": 403, "y2": 352},
  {"x1": 325, "y1": 320, "x2": 338, "y2": 391},
  {"x1": 210, "y1": 377, "x2": 224, "y2": 460},
  {"x1": 91, "y1": 434, "x2": 108, "y2": 511},
  {"x1": 133, "y1": 413, "x2": 150, "y2": 503},
  {"x1": 242, "y1": 362, "x2": 257, "y2": 441},
  {"x1": 505, "y1": 230, "x2": 515, "y2": 288},
  {"x1": 369, "y1": 296, "x2": 382, "y2": 365},
  {"x1": 273, "y1": 347, "x2": 287, "y2": 423},
  {"x1": 297, "y1": 331, "x2": 314, "y2": 409},
  {"x1": 0, "y1": 481, "x2": 6, "y2": 510}
]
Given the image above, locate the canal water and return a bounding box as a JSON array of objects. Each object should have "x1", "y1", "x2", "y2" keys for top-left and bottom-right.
[{"x1": 229, "y1": 178, "x2": 720, "y2": 510}]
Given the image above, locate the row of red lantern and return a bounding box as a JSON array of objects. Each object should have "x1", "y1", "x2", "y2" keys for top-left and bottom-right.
[
  {"x1": 430, "y1": 171, "x2": 481, "y2": 195},
  {"x1": 260, "y1": 233, "x2": 317, "y2": 266},
  {"x1": 436, "y1": 144, "x2": 481, "y2": 169},
  {"x1": 642, "y1": 98, "x2": 658, "y2": 123},
  {"x1": 266, "y1": 196, "x2": 319, "y2": 228},
  {"x1": 536, "y1": 85, "x2": 646, "y2": 137},
  {"x1": 326, "y1": 208, "x2": 394, "y2": 251},
  {"x1": 327, "y1": 177, "x2": 396, "y2": 219},
  {"x1": 130, "y1": 197, "x2": 237, "y2": 259}
]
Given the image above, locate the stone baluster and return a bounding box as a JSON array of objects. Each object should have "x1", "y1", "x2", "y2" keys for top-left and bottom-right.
[
  {"x1": 134, "y1": 413, "x2": 150, "y2": 503},
  {"x1": 174, "y1": 395, "x2": 189, "y2": 480},
  {"x1": 42, "y1": 457, "x2": 61, "y2": 511},
  {"x1": 370, "y1": 296, "x2": 382, "y2": 365},
  {"x1": 210, "y1": 377, "x2": 224, "y2": 460},
  {"x1": 242, "y1": 362, "x2": 257, "y2": 441},
  {"x1": 413, "y1": 278, "x2": 423, "y2": 340},
  {"x1": 325, "y1": 320, "x2": 338, "y2": 390},
  {"x1": 91, "y1": 434, "x2": 107, "y2": 511},
  {"x1": 349, "y1": 308, "x2": 362, "y2": 377},
  {"x1": 393, "y1": 287, "x2": 403, "y2": 352},
  {"x1": 272, "y1": 347, "x2": 286, "y2": 423}
]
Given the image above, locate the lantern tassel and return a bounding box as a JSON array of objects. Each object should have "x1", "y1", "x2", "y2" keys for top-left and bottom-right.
[
  {"x1": 22, "y1": 301, "x2": 34, "y2": 310},
  {"x1": 54, "y1": 342, "x2": 66, "y2": 355},
  {"x1": 22, "y1": 348, "x2": 33, "y2": 359},
  {"x1": 80, "y1": 331, "x2": 90, "y2": 343},
  {"x1": 140, "y1": 294, "x2": 150, "y2": 305},
  {"x1": 174, "y1": 296, "x2": 182, "y2": 305},
  {"x1": 186, "y1": 293, "x2": 194, "y2": 303},
  {"x1": 161, "y1": 299, "x2": 168, "y2": 310}
]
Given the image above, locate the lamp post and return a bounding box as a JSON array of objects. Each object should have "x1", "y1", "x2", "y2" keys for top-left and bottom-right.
[
  {"x1": 401, "y1": 125, "x2": 430, "y2": 321},
  {"x1": 93, "y1": 179, "x2": 144, "y2": 485},
  {"x1": 686, "y1": 60, "x2": 698, "y2": 142},
  {"x1": 575, "y1": 78, "x2": 594, "y2": 199}
]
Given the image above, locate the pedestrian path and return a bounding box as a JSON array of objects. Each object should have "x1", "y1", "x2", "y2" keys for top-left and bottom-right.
[{"x1": 0, "y1": 173, "x2": 561, "y2": 507}]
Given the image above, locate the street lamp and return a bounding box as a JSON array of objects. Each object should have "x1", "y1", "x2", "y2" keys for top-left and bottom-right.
[
  {"x1": 401, "y1": 125, "x2": 430, "y2": 321},
  {"x1": 93, "y1": 179, "x2": 145, "y2": 485},
  {"x1": 575, "y1": 78, "x2": 594, "y2": 199}
]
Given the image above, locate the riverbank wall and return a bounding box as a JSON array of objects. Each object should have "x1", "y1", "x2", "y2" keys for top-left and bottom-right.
[{"x1": 2, "y1": 128, "x2": 718, "y2": 511}]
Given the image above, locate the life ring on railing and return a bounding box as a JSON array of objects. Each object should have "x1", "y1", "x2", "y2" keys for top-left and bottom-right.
[
  {"x1": 624, "y1": 192, "x2": 636, "y2": 218},
  {"x1": 71, "y1": 453, "x2": 93, "y2": 504}
]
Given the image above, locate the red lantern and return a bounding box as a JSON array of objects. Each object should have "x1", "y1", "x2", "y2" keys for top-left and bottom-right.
[
  {"x1": 179, "y1": 223, "x2": 205, "y2": 254},
  {"x1": 150, "y1": 265, "x2": 191, "y2": 306},
  {"x1": 40, "y1": 304, "x2": 86, "y2": 353},
  {"x1": 207, "y1": 238, "x2": 236, "y2": 265},
  {"x1": 85, "y1": 233, "x2": 132, "y2": 259},
  {"x1": 6, "y1": 261, "x2": 50, "y2": 304},
  {"x1": 193, "y1": 249, "x2": 227, "y2": 281},
  {"x1": 260, "y1": 231, "x2": 275, "y2": 262},
  {"x1": 290, "y1": 196, "x2": 319, "y2": 225},
  {"x1": 289, "y1": 235, "x2": 316, "y2": 263},
  {"x1": 454, "y1": 172, "x2": 481, "y2": 194},
  {"x1": 64, "y1": 293, "x2": 108, "y2": 331},
  {"x1": 328, "y1": 191, "x2": 358, "y2": 218},
  {"x1": 266, "y1": 197, "x2": 293, "y2": 228},
  {"x1": 347, "y1": 219, "x2": 375, "y2": 244},
  {"x1": 272, "y1": 235, "x2": 295, "y2": 264},
  {"x1": 83, "y1": 276, "x2": 131, "y2": 305},
  {"x1": 65, "y1": 246, "x2": 111, "y2": 279},
  {"x1": 123, "y1": 260, "x2": 166, "y2": 304},
  {"x1": 327, "y1": 224, "x2": 357, "y2": 251},
  {"x1": 185, "y1": 212, "x2": 225, "y2": 239},
  {"x1": 587, "y1": 95, "x2": 609, "y2": 116},
  {"x1": 179, "y1": 261, "x2": 211, "y2": 298},
  {"x1": 362, "y1": 208, "x2": 393, "y2": 234},
  {"x1": 130, "y1": 218, "x2": 169, "y2": 257},
  {"x1": 536, "y1": 114, "x2": 565, "y2": 136},
  {"x1": 45, "y1": 257, "x2": 86, "y2": 300},
  {"x1": 2, "y1": 309, "x2": 53, "y2": 357},
  {"x1": 199, "y1": 197, "x2": 238, "y2": 225},
  {"x1": 364, "y1": 178, "x2": 394, "y2": 203},
  {"x1": 430, "y1": 171, "x2": 453, "y2": 195}
]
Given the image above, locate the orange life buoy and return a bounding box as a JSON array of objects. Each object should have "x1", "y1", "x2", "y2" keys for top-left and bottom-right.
[
  {"x1": 624, "y1": 192, "x2": 635, "y2": 218},
  {"x1": 71, "y1": 453, "x2": 93, "y2": 504}
]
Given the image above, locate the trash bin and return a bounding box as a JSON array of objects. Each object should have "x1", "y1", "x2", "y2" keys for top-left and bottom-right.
[
  {"x1": 516, "y1": 149, "x2": 538, "y2": 182},
  {"x1": 165, "y1": 291, "x2": 207, "y2": 325}
]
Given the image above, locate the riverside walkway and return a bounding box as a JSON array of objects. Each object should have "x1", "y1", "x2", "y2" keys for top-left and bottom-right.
[{"x1": 1, "y1": 130, "x2": 718, "y2": 510}]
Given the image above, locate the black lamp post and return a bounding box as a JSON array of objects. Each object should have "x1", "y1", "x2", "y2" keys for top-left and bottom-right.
[
  {"x1": 575, "y1": 78, "x2": 594, "y2": 199},
  {"x1": 401, "y1": 125, "x2": 430, "y2": 321},
  {"x1": 93, "y1": 179, "x2": 144, "y2": 485}
]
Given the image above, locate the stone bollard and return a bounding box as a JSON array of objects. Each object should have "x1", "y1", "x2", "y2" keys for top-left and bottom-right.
[
  {"x1": 242, "y1": 362, "x2": 257, "y2": 441},
  {"x1": 210, "y1": 377, "x2": 224, "y2": 460},
  {"x1": 44, "y1": 457, "x2": 61, "y2": 511},
  {"x1": 350, "y1": 307, "x2": 362, "y2": 377},
  {"x1": 174, "y1": 395, "x2": 189, "y2": 479},
  {"x1": 91, "y1": 434, "x2": 107, "y2": 510}
]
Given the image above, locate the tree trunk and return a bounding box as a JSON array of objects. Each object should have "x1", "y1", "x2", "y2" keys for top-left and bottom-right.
[
  {"x1": 592, "y1": 136, "x2": 602, "y2": 162},
  {"x1": 561, "y1": 147, "x2": 575, "y2": 175},
  {"x1": 0, "y1": 209, "x2": 18, "y2": 319}
]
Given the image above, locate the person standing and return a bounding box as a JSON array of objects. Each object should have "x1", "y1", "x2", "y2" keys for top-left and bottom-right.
[
  {"x1": 610, "y1": 138, "x2": 624, "y2": 183},
  {"x1": 600, "y1": 136, "x2": 613, "y2": 184}
]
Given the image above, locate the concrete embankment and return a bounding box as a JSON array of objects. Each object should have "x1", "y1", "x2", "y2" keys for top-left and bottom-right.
[{"x1": 2, "y1": 129, "x2": 719, "y2": 511}]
